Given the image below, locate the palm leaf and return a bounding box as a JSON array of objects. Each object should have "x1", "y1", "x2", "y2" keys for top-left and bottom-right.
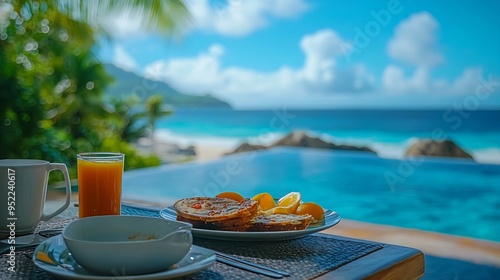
[
  {"x1": 12, "y1": 0, "x2": 192, "y2": 39},
  {"x1": 64, "y1": 0, "x2": 192, "y2": 38}
]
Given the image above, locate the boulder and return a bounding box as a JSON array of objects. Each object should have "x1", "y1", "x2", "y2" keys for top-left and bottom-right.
[
  {"x1": 404, "y1": 139, "x2": 473, "y2": 160},
  {"x1": 270, "y1": 131, "x2": 334, "y2": 149},
  {"x1": 270, "y1": 131, "x2": 375, "y2": 153},
  {"x1": 176, "y1": 145, "x2": 197, "y2": 156},
  {"x1": 228, "y1": 130, "x2": 376, "y2": 155},
  {"x1": 229, "y1": 143, "x2": 267, "y2": 154}
]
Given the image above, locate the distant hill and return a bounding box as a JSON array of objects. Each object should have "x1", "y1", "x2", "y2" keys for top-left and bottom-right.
[{"x1": 103, "y1": 64, "x2": 232, "y2": 109}]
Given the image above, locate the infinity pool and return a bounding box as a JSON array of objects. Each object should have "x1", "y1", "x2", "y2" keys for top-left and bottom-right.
[{"x1": 122, "y1": 147, "x2": 500, "y2": 242}]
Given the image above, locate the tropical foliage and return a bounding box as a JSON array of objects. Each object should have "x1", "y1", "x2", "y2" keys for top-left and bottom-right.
[{"x1": 0, "y1": 0, "x2": 190, "y2": 178}]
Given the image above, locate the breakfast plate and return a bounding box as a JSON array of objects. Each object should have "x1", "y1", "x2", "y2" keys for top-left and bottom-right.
[
  {"x1": 32, "y1": 235, "x2": 216, "y2": 279},
  {"x1": 159, "y1": 206, "x2": 341, "y2": 241}
]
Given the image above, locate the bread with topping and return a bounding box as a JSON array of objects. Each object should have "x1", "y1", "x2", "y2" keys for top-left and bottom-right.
[
  {"x1": 173, "y1": 197, "x2": 315, "y2": 232},
  {"x1": 248, "y1": 214, "x2": 314, "y2": 231},
  {"x1": 174, "y1": 197, "x2": 258, "y2": 230}
]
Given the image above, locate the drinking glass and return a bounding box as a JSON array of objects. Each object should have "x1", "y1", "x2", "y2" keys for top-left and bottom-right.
[{"x1": 77, "y1": 152, "x2": 124, "y2": 218}]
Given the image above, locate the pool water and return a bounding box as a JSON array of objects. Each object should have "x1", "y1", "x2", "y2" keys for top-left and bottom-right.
[{"x1": 122, "y1": 147, "x2": 500, "y2": 242}]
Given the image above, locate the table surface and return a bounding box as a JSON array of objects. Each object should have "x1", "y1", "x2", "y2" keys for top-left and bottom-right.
[
  {"x1": 318, "y1": 234, "x2": 424, "y2": 280},
  {"x1": 1, "y1": 202, "x2": 424, "y2": 280}
]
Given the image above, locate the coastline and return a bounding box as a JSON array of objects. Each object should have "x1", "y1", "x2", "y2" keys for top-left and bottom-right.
[
  {"x1": 135, "y1": 135, "x2": 500, "y2": 166},
  {"x1": 150, "y1": 128, "x2": 500, "y2": 165},
  {"x1": 195, "y1": 144, "x2": 233, "y2": 162},
  {"x1": 132, "y1": 136, "x2": 234, "y2": 164}
]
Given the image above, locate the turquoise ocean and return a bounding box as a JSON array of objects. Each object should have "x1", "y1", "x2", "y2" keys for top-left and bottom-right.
[
  {"x1": 156, "y1": 109, "x2": 500, "y2": 164},
  {"x1": 142, "y1": 109, "x2": 500, "y2": 242}
]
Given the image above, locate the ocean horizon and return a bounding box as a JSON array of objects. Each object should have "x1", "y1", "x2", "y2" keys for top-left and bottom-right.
[{"x1": 155, "y1": 108, "x2": 500, "y2": 165}]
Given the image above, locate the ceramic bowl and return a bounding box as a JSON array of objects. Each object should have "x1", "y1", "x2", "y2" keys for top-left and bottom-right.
[{"x1": 62, "y1": 215, "x2": 192, "y2": 275}]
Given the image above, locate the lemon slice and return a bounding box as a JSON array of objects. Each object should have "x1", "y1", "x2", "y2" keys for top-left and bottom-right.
[{"x1": 275, "y1": 192, "x2": 301, "y2": 214}]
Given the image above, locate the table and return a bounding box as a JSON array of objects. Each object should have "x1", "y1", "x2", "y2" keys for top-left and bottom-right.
[
  {"x1": 319, "y1": 235, "x2": 424, "y2": 280},
  {"x1": 1, "y1": 204, "x2": 424, "y2": 279}
]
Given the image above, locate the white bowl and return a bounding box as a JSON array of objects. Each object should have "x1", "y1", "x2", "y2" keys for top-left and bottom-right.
[{"x1": 62, "y1": 215, "x2": 192, "y2": 275}]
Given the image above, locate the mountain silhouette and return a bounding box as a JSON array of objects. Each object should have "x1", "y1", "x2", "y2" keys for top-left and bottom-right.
[{"x1": 104, "y1": 64, "x2": 232, "y2": 109}]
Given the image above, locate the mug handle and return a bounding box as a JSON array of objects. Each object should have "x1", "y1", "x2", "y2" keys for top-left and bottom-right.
[{"x1": 41, "y1": 163, "x2": 72, "y2": 221}]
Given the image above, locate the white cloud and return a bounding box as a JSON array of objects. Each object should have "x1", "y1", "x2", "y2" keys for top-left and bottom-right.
[
  {"x1": 382, "y1": 66, "x2": 430, "y2": 94},
  {"x1": 382, "y1": 65, "x2": 484, "y2": 95},
  {"x1": 144, "y1": 44, "x2": 225, "y2": 93},
  {"x1": 382, "y1": 12, "x2": 484, "y2": 95},
  {"x1": 388, "y1": 12, "x2": 442, "y2": 67},
  {"x1": 100, "y1": 0, "x2": 309, "y2": 39},
  {"x1": 299, "y1": 29, "x2": 348, "y2": 85},
  {"x1": 431, "y1": 67, "x2": 484, "y2": 95},
  {"x1": 100, "y1": 13, "x2": 145, "y2": 39},
  {"x1": 186, "y1": 0, "x2": 309, "y2": 36},
  {"x1": 139, "y1": 9, "x2": 490, "y2": 107},
  {"x1": 450, "y1": 67, "x2": 484, "y2": 94},
  {"x1": 144, "y1": 29, "x2": 375, "y2": 107},
  {"x1": 113, "y1": 45, "x2": 137, "y2": 72}
]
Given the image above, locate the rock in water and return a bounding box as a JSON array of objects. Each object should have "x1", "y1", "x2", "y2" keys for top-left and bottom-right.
[
  {"x1": 270, "y1": 131, "x2": 333, "y2": 149},
  {"x1": 404, "y1": 139, "x2": 474, "y2": 160},
  {"x1": 227, "y1": 130, "x2": 376, "y2": 155},
  {"x1": 230, "y1": 143, "x2": 267, "y2": 154},
  {"x1": 270, "y1": 130, "x2": 375, "y2": 153}
]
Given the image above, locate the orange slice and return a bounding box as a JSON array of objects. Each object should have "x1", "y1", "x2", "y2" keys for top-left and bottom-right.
[
  {"x1": 36, "y1": 251, "x2": 55, "y2": 265},
  {"x1": 296, "y1": 202, "x2": 324, "y2": 222},
  {"x1": 216, "y1": 192, "x2": 245, "y2": 202},
  {"x1": 251, "y1": 192, "x2": 276, "y2": 211},
  {"x1": 251, "y1": 192, "x2": 267, "y2": 201},
  {"x1": 259, "y1": 193, "x2": 276, "y2": 211}
]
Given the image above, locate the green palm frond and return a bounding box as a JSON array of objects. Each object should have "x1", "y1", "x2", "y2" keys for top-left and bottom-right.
[
  {"x1": 63, "y1": 0, "x2": 192, "y2": 38},
  {"x1": 12, "y1": 0, "x2": 192, "y2": 39}
]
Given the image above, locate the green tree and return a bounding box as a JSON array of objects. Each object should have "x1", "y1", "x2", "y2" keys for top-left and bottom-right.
[
  {"x1": 143, "y1": 94, "x2": 172, "y2": 153},
  {"x1": 109, "y1": 94, "x2": 148, "y2": 143},
  {"x1": 0, "y1": 0, "x2": 191, "y2": 177},
  {"x1": 0, "y1": 0, "x2": 104, "y2": 164}
]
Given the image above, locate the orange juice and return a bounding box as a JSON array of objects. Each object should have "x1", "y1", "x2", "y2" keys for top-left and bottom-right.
[{"x1": 77, "y1": 153, "x2": 124, "y2": 218}]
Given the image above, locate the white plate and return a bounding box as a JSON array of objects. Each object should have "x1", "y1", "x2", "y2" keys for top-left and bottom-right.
[
  {"x1": 32, "y1": 235, "x2": 215, "y2": 280},
  {"x1": 160, "y1": 207, "x2": 341, "y2": 241}
]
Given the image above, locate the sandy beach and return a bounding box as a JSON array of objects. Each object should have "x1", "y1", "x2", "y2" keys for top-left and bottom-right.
[
  {"x1": 132, "y1": 136, "x2": 236, "y2": 164},
  {"x1": 195, "y1": 144, "x2": 233, "y2": 162}
]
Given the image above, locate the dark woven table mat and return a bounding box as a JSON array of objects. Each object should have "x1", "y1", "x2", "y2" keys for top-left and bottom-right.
[{"x1": 1, "y1": 205, "x2": 383, "y2": 279}]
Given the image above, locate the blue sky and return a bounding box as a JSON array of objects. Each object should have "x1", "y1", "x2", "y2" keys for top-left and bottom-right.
[{"x1": 97, "y1": 0, "x2": 500, "y2": 109}]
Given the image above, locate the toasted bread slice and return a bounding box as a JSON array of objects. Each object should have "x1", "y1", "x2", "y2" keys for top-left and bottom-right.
[
  {"x1": 248, "y1": 214, "x2": 314, "y2": 231},
  {"x1": 176, "y1": 215, "x2": 252, "y2": 231},
  {"x1": 174, "y1": 197, "x2": 314, "y2": 232},
  {"x1": 174, "y1": 197, "x2": 258, "y2": 223}
]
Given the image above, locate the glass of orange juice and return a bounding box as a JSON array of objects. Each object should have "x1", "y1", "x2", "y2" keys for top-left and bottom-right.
[{"x1": 77, "y1": 152, "x2": 124, "y2": 218}]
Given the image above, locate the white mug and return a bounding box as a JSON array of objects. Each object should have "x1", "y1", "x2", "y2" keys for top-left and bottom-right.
[{"x1": 0, "y1": 159, "x2": 71, "y2": 238}]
